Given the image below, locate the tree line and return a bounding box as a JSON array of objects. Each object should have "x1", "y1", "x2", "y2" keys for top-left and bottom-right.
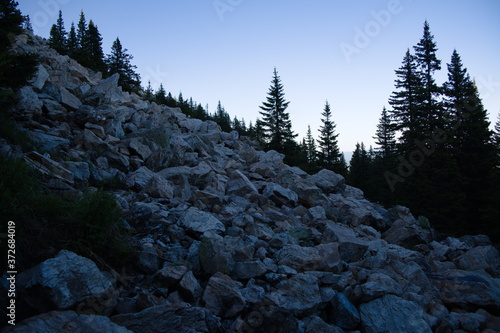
[
  {"x1": 47, "y1": 10, "x2": 141, "y2": 92},
  {"x1": 4, "y1": 2, "x2": 499, "y2": 240}
]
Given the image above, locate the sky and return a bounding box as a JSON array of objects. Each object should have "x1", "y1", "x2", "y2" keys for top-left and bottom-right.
[{"x1": 17, "y1": 0, "x2": 500, "y2": 153}]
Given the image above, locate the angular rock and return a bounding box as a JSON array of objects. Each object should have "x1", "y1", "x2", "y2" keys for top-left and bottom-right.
[
  {"x1": 30, "y1": 131, "x2": 71, "y2": 153},
  {"x1": 277, "y1": 244, "x2": 326, "y2": 272},
  {"x1": 428, "y1": 269, "x2": 500, "y2": 310},
  {"x1": 354, "y1": 272, "x2": 404, "y2": 303},
  {"x1": 265, "y1": 273, "x2": 322, "y2": 316},
  {"x1": 226, "y1": 169, "x2": 259, "y2": 197},
  {"x1": 232, "y1": 260, "x2": 268, "y2": 280},
  {"x1": 112, "y1": 305, "x2": 223, "y2": 333},
  {"x1": 359, "y1": 294, "x2": 432, "y2": 333},
  {"x1": 329, "y1": 291, "x2": 360, "y2": 330},
  {"x1": 178, "y1": 271, "x2": 203, "y2": 302},
  {"x1": 17, "y1": 250, "x2": 114, "y2": 312},
  {"x1": 202, "y1": 272, "x2": 246, "y2": 318},
  {"x1": 178, "y1": 207, "x2": 225, "y2": 235},
  {"x1": 383, "y1": 218, "x2": 431, "y2": 249},
  {"x1": 303, "y1": 316, "x2": 343, "y2": 333},
  {"x1": 3, "y1": 311, "x2": 132, "y2": 333},
  {"x1": 145, "y1": 175, "x2": 174, "y2": 199},
  {"x1": 124, "y1": 166, "x2": 156, "y2": 191},
  {"x1": 338, "y1": 241, "x2": 369, "y2": 263},
  {"x1": 154, "y1": 264, "x2": 188, "y2": 288},
  {"x1": 63, "y1": 161, "x2": 90, "y2": 183},
  {"x1": 129, "y1": 139, "x2": 152, "y2": 160},
  {"x1": 308, "y1": 169, "x2": 345, "y2": 193},
  {"x1": 456, "y1": 245, "x2": 500, "y2": 275},
  {"x1": 23, "y1": 151, "x2": 74, "y2": 185},
  {"x1": 17, "y1": 86, "x2": 42, "y2": 115},
  {"x1": 29, "y1": 64, "x2": 50, "y2": 91},
  {"x1": 199, "y1": 237, "x2": 235, "y2": 275},
  {"x1": 60, "y1": 86, "x2": 82, "y2": 110},
  {"x1": 262, "y1": 182, "x2": 298, "y2": 207}
]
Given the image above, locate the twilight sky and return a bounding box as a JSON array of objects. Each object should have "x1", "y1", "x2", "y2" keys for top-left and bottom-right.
[{"x1": 17, "y1": 0, "x2": 500, "y2": 152}]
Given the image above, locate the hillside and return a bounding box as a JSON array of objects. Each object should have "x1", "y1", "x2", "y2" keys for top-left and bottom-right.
[{"x1": 1, "y1": 32, "x2": 500, "y2": 333}]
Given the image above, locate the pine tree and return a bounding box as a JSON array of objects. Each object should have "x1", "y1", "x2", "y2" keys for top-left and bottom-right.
[
  {"x1": 494, "y1": 113, "x2": 500, "y2": 158},
  {"x1": 259, "y1": 68, "x2": 297, "y2": 153},
  {"x1": 106, "y1": 37, "x2": 141, "y2": 92},
  {"x1": 48, "y1": 10, "x2": 67, "y2": 54},
  {"x1": 0, "y1": 0, "x2": 38, "y2": 90},
  {"x1": 443, "y1": 50, "x2": 497, "y2": 234},
  {"x1": 76, "y1": 10, "x2": 86, "y2": 49},
  {"x1": 373, "y1": 106, "x2": 396, "y2": 159},
  {"x1": 388, "y1": 49, "x2": 422, "y2": 146},
  {"x1": 348, "y1": 142, "x2": 372, "y2": 190},
  {"x1": 82, "y1": 20, "x2": 106, "y2": 73},
  {"x1": 305, "y1": 125, "x2": 317, "y2": 167},
  {"x1": 155, "y1": 84, "x2": 167, "y2": 105},
  {"x1": 414, "y1": 20, "x2": 443, "y2": 132},
  {"x1": 165, "y1": 92, "x2": 177, "y2": 107},
  {"x1": 23, "y1": 15, "x2": 33, "y2": 32},
  {"x1": 317, "y1": 100, "x2": 341, "y2": 171},
  {"x1": 67, "y1": 22, "x2": 77, "y2": 55},
  {"x1": 215, "y1": 101, "x2": 232, "y2": 132},
  {"x1": 144, "y1": 81, "x2": 154, "y2": 101}
]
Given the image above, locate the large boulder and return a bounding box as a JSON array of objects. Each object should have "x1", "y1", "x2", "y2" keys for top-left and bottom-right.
[
  {"x1": 276, "y1": 244, "x2": 326, "y2": 272},
  {"x1": 178, "y1": 207, "x2": 225, "y2": 235},
  {"x1": 359, "y1": 294, "x2": 432, "y2": 333},
  {"x1": 308, "y1": 169, "x2": 345, "y2": 193},
  {"x1": 202, "y1": 272, "x2": 246, "y2": 318},
  {"x1": 3, "y1": 311, "x2": 131, "y2": 333},
  {"x1": 111, "y1": 305, "x2": 223, "y2": 333},
  {"x1": 17, "y1": 250, "x2": 114, "y2": 313}
]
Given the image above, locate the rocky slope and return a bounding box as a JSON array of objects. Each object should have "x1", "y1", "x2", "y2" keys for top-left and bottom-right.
[{"x1": 1, "y1": 33, "x2": 500, "y2": 333}]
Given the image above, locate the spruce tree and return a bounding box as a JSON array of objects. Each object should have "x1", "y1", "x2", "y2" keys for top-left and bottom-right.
[
  {"x1": 144, "y1": 81, "x2": 154, "y2": 101},
  {"x1": 444, "y1": 50, "x2": 497, "y2": 234},
  {"x1": 388, "y1": 49, "x2": 422, "y2": 146},
  {"x1": 305, "y1": 125, "x2": 317, "y2": 168},
  {"x1": 76, "y1": 10, "x2": 87, "y2": 49},
  {"x1": 48, "y1": 10, "x2": 67, "y2": 54},
  {"x1": 348, "y1": 142, "x2": 372, "y2": 191},
  {"x1": 106, "y1": 37, "x2": 141, "y2": 92},
  {"x1": 259, "y1": 68, "x2": 296, "y2": 153},
  {"x1": 155, "y1": 84, "x2": 167, "y2": 105},
  {"x1": 23, "y1": 14, "x2": 33, "y2": 32},
  {"x1": 413, "y1": 20, "x2": 443, "y2": 131},
  {"x1": 318, "y1": 100, "x2": 341, "y2": 171},
  {"x1": 67, "y1": 22, "x2": 77, "y2": 55},
  {"x1": 373, "y1": 106, "x2": 396, "y2": 159},
  {"x1": 82, "y1": 20, "x2": 106, "y2": 73},
  {"x1": 215, "y1": 101, "x2": 232, "y2": 132}
]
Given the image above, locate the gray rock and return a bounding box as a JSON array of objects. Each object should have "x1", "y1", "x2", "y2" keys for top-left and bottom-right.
[
  {"x1": 30, "y1": 64, "x2": 50, "y2": 91},
  {"x1": 17, "y1": 86, "x2": 42, "y2": 115},
  {"x1": 178, "y1": 207, "x2": 225, "y2": 235},
  {"x1": 17, "y1": 250, "x2": 114, "y2": 311},
  {"x1": 154, "y1": 264, "x2": 188, "y2": 288},
  {"x1": 226, "y1": 169, "x2": 259, "y2": 197},
  {"x1": 277, "y1": 244, "x2": 326, "y2": 272},
  {"x1": 265, "y1": 273, "x2": 322, "y2": 316},
  {"x1": 382, "y1": 218, "x2": 431, "y2": 249},
  {"x1": 303, "y1": 316, "x2": 344, "y2": 333},
  {"x1": 136, "y1": 245, "x2": 160, "y2": 274},
  {"x1": 354, "y1": 272, "x2": 403, "y2": 303},
  {"x1": 338, "y1": 241, "x2": 369, "y2": 263},
  {"x1": 202, "y1": 272, "x2": 246, "y2": 318},
  {"x1": 329, "y1": 291, "x2": 360, "y2": 329},
  {"x1": 82, "y1": 128, "x2": 105, "y2": 150},
  {"x1": 23, "y1": 151, "x2": 74, "y2": 185},
  {"x1": 308, "y1": 169, "x2": 345, "y2": 193},
  {"x1": 232, "y1": 260, "x2": 268, "y2": 280},
  {"x1": 60, "y1": 86, "x2": 82, "y2": 110},
  {"x1": 125, "y1": 166, "x2": 156, "y2": 191},
  {"x1": 456, "y1": 245, "x2": 500, "y2": 275},
  {"x1": 63, "y1": 161, "x2": 90, "y2": 183},
  {"x1": 199, "y1": 237, "x2": 235, "y2": 275},
  {"x1": 129, "y1": 139, "x2": 153, "y2": 160},
  {"x1": 112, "y1": 305, "x2": 223, "y2": 333},
  {"x1": 29, "y1": 131, "x2": 71, "y2": 153},
  {"x1": 359, "y1": 294, "x2": 432, "y2": 333},
  {"x1": 428, "y1": 269, "x2": 500, "y2": 309},
  {"x1": 3, "y1": 311, "x2": 132, "y2": 333},
  {"x1": 85, "y1": 122, "x2": 106, "y2": 139},
  {"x1": 178, "y1": 271, "x2": 203, "y2": 302},
  {"x1": 262, "y1": 182, "x2": 298, "y2": 207},
  {"x1": 145, "y1": 175, "x2": 174, "y2": 199}
]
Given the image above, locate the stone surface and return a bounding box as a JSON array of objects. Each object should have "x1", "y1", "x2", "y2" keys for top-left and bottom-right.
[
  {"x1": 17, "y1": 250, "x2": 114, "y2": 311},
  {"x1": 178, "y1": 207, "x2": 225, "y2": 235},
  {"x1": 202, "y1": 272, "x2": 246, "y2": 318},
  {"x1": 359, "y1": 295, "x2": 432, "y2": 333}
]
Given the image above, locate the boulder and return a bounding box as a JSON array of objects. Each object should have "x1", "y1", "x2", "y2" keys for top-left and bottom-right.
[
  {"x1": 145, "y1": 175, "x2": 174, "y2": 199},
  {"x1": 60, "y1": 86, "x2": 82, "y2": 110},
  {"x1": 199, "y1": 237, "x2": 235, "y2": 275},
  {"x1": 265, "y1": 273, "x2": 322, "y2": 316},
  {"x1": 456, "y1": 246, "x2": 500, "y2": 275},
  {"x1": 338, "y1": 241, "x2": 369, "y2": 263},
  {"x1": 308, "y1": 169, "x2": 345, "y2": 193},
  {"x1": 277, "y1": 244, "x2": 326, "y2": 272},
  {"x1": 232, "y1": 260, "x2": 268, "y2": 280},
  {"x1": 262, "y1": 182, "x2": 298, "y2": 207},
  {"x1": 383, "y1": 218, "x2": 431, "y2": 249},
  {"x1": 112, "y1": 305, "x2": 223, "y2": 333},
  {"x1": 178, "y1": 207, "x2": 225, "y2": 235},
  {"x1": 125, "y1": 166, "x2": 156, "y2": 191},
  {"x1": 30, "y1": 64, "x2": 50, "y2": 91},
  {"x1": 17, "y1": 250, "x2": 114, "y2": 312},
  {"x1": 23, "y1": 151, "x2": 74, "y2": 185},
  {"x1": 359, "y1": 294, "x2": 432, "y2": 333},
  {"x1": 202, "y1": 272, "x2": 246, "y2": 318},
  {"x1": 329, "y1": 291, "x2": 360, "y2": 330},
  {"x1": 3, "y1": 311, "x2": 132, "y2": 333}
]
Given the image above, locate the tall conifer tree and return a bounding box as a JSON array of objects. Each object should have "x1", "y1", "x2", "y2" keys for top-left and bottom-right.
[
  {"x1": 318, "y1": 100, "x2": 341, "y2": 171},
  {"x1": 48, "y1": 10, "x2": 67, "y2": 54},
  {"x1": 259, "y1": 67, "x2": 296, "y2": 153},
  {"x1": 106, "y1": 37, "x2": 141, "y2": 92}
]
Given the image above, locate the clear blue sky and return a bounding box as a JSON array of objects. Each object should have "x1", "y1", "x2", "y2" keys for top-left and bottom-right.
[{"x1": 17, "y1": 0, "x2": 500, "y2": 153}]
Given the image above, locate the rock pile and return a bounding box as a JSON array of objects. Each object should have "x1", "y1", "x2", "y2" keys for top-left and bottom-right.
[{"x1": 2, "y1": 33, "x2": 500, "y2": 333}]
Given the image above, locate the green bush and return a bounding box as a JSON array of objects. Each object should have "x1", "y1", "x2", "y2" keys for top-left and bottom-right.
[{"x1": 0, "y1": 156, "x2": 132, "y2": 270}]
